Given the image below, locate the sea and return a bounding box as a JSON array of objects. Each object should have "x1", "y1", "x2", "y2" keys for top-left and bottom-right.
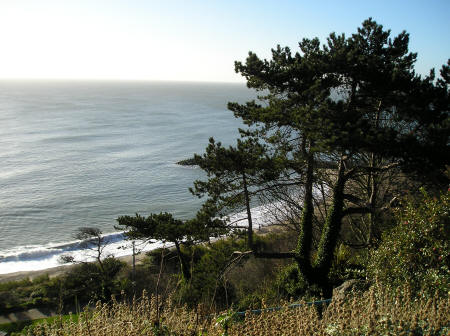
[{"x1": 0, "y1": 80, "x2": 274, "y2": 275}]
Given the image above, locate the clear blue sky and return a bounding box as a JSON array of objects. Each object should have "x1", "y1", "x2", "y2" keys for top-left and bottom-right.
[{"x1": 0, "y1": 0, "x2": 448, "y2": 82}]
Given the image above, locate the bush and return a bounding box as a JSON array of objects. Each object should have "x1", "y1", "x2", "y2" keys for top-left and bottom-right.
[
  {"x1": 0, "y1": 276, "x2": 55, "y2": 314},
  {"x1": 274, "y1": 263, "x2": 307, "y2": 300},
  {"x1": 369, "y1": 189, "x2": 450, "y2": 297},
  {"x1": 60, "y1": 257, "x2": 129, "y2": 303},
  {"x1": 0, "y1": 258, "x2": 129, "y2": 316},
  {"x1": 175, "y1": 238, "x2": 248, "y2": 308},
  {"x1": 328, "y1": 243, "x2": 368, "y2": 284},
  {"x1": 171, "y1": 233, "x2": 290, "y2": 309}
]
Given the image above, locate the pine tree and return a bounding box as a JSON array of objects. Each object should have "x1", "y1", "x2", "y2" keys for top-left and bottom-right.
[
  {"x1": 117, "y1": 211, "x2": 226, "y2": 280},
  {"x1": 191, "y1": 136, "x2": 278, "y2": 250},
  {"x1": 196, "y1": 18, "x2": 449, "y2": 297}
]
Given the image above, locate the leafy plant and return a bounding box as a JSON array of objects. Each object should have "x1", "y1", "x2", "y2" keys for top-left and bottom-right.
[
  {"x1": 369, "y1": 189, "x2": 450, "y2": 297},
  {"x1": 216, "y1": 310, "x2": 237, "y2": 336}
]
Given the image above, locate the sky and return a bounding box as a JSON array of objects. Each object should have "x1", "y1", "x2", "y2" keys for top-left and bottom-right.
[{"x1": 0, "y1": 0, "x2": 449, "y2": 82}]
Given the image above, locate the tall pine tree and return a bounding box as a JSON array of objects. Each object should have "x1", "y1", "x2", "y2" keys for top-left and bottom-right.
[{"x1": 196, "y1": 18, "x2": 449, "y2": 297}]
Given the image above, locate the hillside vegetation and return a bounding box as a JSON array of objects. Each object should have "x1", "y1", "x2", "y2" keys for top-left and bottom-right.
[{"x1": 22, "y1": 286, "x2": 450, "y2": 336}]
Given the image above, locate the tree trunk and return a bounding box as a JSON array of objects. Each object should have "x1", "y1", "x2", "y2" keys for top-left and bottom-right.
[
  {"x1": 295, "y1": 148, "x2": 315, "y2": 283},
  {"x1": 367, "y1": 152, "x2": 378, "y2": 247},
  {"x1": 96, "y1": 235, "x2": 105, "y2": 276},
  {"x1": 242, "y1": 172, "x2": 254, "y2": 251},
  {"x1": 174, "y1": 240, "x2": 191, "y2": 280},
  {"x1": 313, "y1": 157, "x2": 347, "y2": 297},
  {"x1": 367, "y1": 101, "x2": 381, "y2": 247}
]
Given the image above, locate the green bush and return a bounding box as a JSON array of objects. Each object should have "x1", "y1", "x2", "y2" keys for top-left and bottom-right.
[
  {"x1": 328, "y1": 243, "x2": 368, "y2": 284},
  {"x1": 0, "y1": 258, "x2": 129, "y2": 316},
  {"x1": 175, "y1": 238, "x2": 248, "y2": 307},
  {"x1": 274, "y1": 263, "x2": 307, "y2": 299},
  {"x1": 368, "y1": 189, "x2": 450, "y2": 297},
  {"x1": 169, "y1": 234, "x2": 282, "y2": 308},
  {"x1": 60, "y1": 257, "x2": 128, "y2": 303},
  {"x1": 0, "y1": 275, "x2": 56, "y2": 314}
]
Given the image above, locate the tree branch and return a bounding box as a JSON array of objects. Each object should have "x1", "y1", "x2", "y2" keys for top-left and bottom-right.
[
  {"x1": 343, "y1": 193, "x2": 362, "y2": 204},
  {"x1": 232, "y1": 250, "x2": 295, "y2": 259},
  {"x1": 358, "y1": 162, "x2": 399, "y2": 173},
  {"x1": 342, "y1": 206, "x2": 373, "y2": 217}
]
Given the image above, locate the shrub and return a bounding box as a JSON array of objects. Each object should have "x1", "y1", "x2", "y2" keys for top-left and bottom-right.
[
  {"x1": 274, "y1": 263, "x2": 307, "y2": 300},
  {"x1": 328, "y1": 243, "x2": 368, "y2": 284},
  {"x1": 175, "y1": 238, "x2": 247, "y2": 308},
  {"x1": 368, "y1": 189, "x2": 450, "y2": 297},
  {"x1": 56, "y1": 257, "x2": 129, "y2": 304}
]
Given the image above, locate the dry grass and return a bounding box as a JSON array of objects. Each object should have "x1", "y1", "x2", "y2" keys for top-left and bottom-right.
[{"x1": 27, "y1": 285, "x2": 449, "y2": 336}]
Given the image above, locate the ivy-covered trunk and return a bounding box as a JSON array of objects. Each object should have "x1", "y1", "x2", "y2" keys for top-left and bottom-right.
[
  {"x1": 313, "y1": 157, "x2": 347, "y2": 297},
  {"x1": 293, "y1": 155, "x2": 348, "y2": 298}
]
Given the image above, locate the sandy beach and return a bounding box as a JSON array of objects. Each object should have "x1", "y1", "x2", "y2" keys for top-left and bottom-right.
[{"x1": 0, "y1": 253, "x2": 148, "y2": 283}]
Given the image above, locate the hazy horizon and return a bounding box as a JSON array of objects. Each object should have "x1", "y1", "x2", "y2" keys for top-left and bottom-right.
[
  {"x1": 0, "y1": 1, "x2": 448, "y2": 83},
  {"x1": 0, "y1": 78, "x2": 247, "y2": 84}
]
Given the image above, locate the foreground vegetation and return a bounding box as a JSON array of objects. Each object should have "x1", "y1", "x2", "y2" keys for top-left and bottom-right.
[
  {"x1": 0, "y1": 314, "x2": 77, "y2": 335},
  {"x1": 21, "y1": 285, "x2": 450, "y2": 336},
  {"x1": 0, "y1": 231, "x2": 296, "y2": 317},
  {"x1": 0, "y1": 257, "x2": 130, "y2": 315}
]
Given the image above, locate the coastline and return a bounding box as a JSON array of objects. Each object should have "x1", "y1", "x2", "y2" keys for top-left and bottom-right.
[
  {"x1": 0, "y1": 228, "x2": 278, "y2": 283},
  {"x1": 0, "y1": 202, "x2": 282, "y2": 282},
  {"x1": 0, "y1": 253, "x2": 148, "y2": 283}
]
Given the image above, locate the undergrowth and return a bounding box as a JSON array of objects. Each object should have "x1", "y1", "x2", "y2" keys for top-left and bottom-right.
[{"x1": 25, "y1": 284, "x2": 449, "y2": 336}]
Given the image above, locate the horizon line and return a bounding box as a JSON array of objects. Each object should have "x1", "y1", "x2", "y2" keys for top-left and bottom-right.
[{"x1": 0, "y1": 77, "x2": 246, "y2": 84}]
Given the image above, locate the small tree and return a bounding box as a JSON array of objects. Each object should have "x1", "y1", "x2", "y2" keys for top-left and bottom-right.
[
  {"x1": 77, "y1": 227, "x2": 108, "y2": 272},
  {"x1": 59, "y1": 227, "x2": 110, "y2": 273},
  {"x1": 59, "y1": 227, "x2": 125, "y2": 302},
  {"x1": 117, "y1": 211, "x2": 226, "y2": 280},
  {"x1": 192, "y1": 136, "x2": 279, "y2": 250}
]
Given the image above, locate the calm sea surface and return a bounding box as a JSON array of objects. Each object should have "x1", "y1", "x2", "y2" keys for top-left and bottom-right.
[{"x1": 0, "y1": 80, "x2": 255, "y2": 272}]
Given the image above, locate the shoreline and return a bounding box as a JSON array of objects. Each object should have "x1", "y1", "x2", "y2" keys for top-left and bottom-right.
[
  {"x1": 0, "y1": 226, "x2": 279, "y2": 283},
  {"x1": 0, "y1": 202, "x2": 282, "y2": 283},
  {"x1": 0, "y1": 253, "x2": 148, "y2": 283}
]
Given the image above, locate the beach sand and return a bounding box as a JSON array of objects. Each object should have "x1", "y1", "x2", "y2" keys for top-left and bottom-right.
[{"x1": 0, "y1": 253, "x2": 147, "y2": 283}]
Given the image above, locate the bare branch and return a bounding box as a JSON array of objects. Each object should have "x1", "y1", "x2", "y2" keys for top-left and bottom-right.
[
  {"x1": 342, "y1": 206, "x2": 373, "y2": 217},
  {"x1": 343, "y1": 193, "x2": 363, "y2": 204}
]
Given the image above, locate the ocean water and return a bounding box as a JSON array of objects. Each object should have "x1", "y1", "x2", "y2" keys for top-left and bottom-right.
[{"x1": 0, "y1": 80, "x2": 258, "y2": 274}]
